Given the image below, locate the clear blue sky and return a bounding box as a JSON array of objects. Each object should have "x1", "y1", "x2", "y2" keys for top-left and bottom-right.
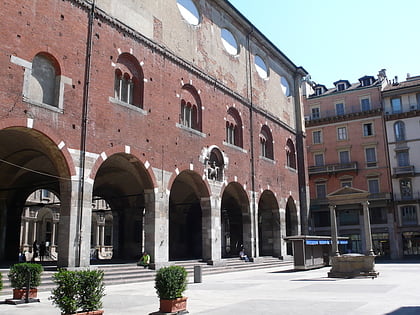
[{"x1": 228, "y1": 0, "x2": 419, "y2": 88}]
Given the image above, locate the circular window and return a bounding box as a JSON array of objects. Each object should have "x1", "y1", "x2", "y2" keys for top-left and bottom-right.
[
  {"x1": 221, "y1": 28, "x2": 238, "y2": 55},
  {"x1": 255, "y1": 55, "x2": 268, "y2": 79},
  {"x1": 176, "y1": 0, "x2": 200, "y2": 26},
  {"x1": 280, "y1": 77, "x2": 291, "y2": 96}
]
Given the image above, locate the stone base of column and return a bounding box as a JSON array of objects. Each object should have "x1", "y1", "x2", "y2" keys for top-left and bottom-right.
[
  {"x1": 327, "y1": 254, "x2": 379, "y2": 278},
  {"x1": 206, "y1": 259, "x2": 226, "y2": 267}
]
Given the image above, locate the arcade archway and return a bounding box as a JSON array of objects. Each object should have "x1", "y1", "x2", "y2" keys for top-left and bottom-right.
[
  {"x1": 258, "y1": 190, "x2": 280, "y2": 257},
  {"x1": 0, "y1": 127, "x2": 70, "y2": 263},
  {"x1": 169, "y1": 171, "x2": 208, "y2": 260},
  {"x1": 93, "y1": 153, "x2": 153, "y2": 260},
  {"x1": 221, "y1": 183, "x2": 251, "y2": 258},
  {"x1": 286, "y1": 196, "x2": 299, "y2": 255}
]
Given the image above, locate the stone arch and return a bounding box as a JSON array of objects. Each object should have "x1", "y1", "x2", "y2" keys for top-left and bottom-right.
[
  {"x1": 0, "y1": 126, "x2": 72, "y2": 263},
  {"x1": 169, "y1": 170, "x2": 210, "y2": 260},
  {"x1": 221, "y1": 182, "x2": 251, "y2": 258},
  {"x1": 285, "y1": 196, "x2": 299, "y2": 255},
  {"x1": 92, "y1": 152, "x2": 154, "y2": 260},
  {"x1": 258, "y1": 190, "x2": 281, "y2": 257}
]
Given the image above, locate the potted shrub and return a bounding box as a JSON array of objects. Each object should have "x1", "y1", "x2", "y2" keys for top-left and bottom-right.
[
  {"x1": 50, "y1": 269, "x2": 105, "y2": 315},
  {"x1": 154, "y1": 265, "x2": 188, "y2": 313},
  {"x1": 0, "y1": 272, "x2": 3, "y2": 293},
  {"x1": 8, "y1": 263, "x2": 43, "y2": 299}
]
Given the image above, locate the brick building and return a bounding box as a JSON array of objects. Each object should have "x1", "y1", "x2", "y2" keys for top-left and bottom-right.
[
  {"x1": 0, "y1": 0, "x2": 308, "y2": 267},
  {"x1": 303, "y1": 71, "x2": 396, "y2": 258}
]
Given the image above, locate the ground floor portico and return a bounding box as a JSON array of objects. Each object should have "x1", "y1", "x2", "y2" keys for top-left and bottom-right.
[{"x1": 0, "y1": 125, "x2": 301, "y2": 268}]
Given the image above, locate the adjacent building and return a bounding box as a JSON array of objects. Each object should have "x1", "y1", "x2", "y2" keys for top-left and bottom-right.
[
  {"x1": 303, "y1": 71, "x2": 396, "y2": 258},
  {"x1": 383, "y1": 75, "x2": 420, "y2": 258}
]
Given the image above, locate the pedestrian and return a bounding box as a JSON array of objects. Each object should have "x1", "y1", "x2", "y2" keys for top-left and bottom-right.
[
  {"x1": 137, "y1": 252, "x2": 151, "y2": 268},
  {"x1": 32, "y1": 240, "x2": 39, "y2": 262},
  {"x1": 39, "y1": 241, "x2": 46, "y2": 261}
]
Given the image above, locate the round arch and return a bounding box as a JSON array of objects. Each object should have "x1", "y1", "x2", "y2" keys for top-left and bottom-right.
[
  {"x1": 221, "y1": 182, "x2": 251, "y2": 258},
  {"x1": 169, "y1": 170, "x2": 209, "y2": 260},
  {"x1": 258, "y1": 190, "x2": 280, "y2": 257},
  {"x1": 0, "y1": 126, "x2": 72, "y2": 262},
  {"x1": 285, "y1": 196, "x2": 299, "y2": 255},
  {"x1": 92, "y1": 152, "x2": 154, "y2": 261}
]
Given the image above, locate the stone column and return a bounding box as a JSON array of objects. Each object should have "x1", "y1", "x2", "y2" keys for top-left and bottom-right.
[
  {"x1": 201, "y1": 195, "x2": 223, "y2": 265},
  {"x1": 362, "y1": 201, "x2": 374, "y2": 256},
  {"x1": 329, "y1": 204, "x2": 339, "y2": 256},
  {"x1": 144, "y1": 188, "x2": 170, "y2": 269}
]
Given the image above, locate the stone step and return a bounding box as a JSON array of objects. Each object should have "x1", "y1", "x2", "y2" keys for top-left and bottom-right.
[{"x1": 0, "y1": 257, "x2": 293, "y2": 296}]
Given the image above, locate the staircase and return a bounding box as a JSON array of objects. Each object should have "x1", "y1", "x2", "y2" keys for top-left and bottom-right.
[{"x1": 0, "y1": 257, "x2": 293, "y2": 295}]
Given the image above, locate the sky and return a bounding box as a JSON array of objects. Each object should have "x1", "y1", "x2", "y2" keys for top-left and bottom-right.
[{"x1": 228, "y1": 0, "x2": 420, "y2": 88}]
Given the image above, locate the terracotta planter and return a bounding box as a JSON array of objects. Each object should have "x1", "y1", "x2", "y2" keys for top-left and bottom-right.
[
  {"x1": 159, "y1": 297, "x2": 188, "y2": 313},
  {"x1": 13, "y1": 288, "x2": 37, "y2": 299},
  {"x1": 64, "y1": 310, "x2": 104, "y2": 315}
]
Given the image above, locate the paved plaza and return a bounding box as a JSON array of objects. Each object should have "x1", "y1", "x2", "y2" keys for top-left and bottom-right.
[{"x1": 1, "y1": 262, "x2": 420, "y2": 314}]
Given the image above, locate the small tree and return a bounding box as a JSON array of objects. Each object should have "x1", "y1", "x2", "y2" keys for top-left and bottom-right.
[
  {"x1": 154, "y1": 266, "x2": 188, "y2": 300},
  {"x1": 8, "y1": 263, "x2": 43, "y2": 289},
  {"x1": 77, "y1": 269, "x2": 105, "y2": 312},
  {"x1": 50, "y1": 269, "x2": 105, "y2": 314},
  {"x1": 50, "y1": 269, "x2": 79, "y2": 315}
]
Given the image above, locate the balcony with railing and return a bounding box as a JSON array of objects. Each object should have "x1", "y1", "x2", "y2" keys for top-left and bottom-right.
[
  {"x1": 308, "y1": 162, "x2": 358, "y2": 176},
  {"x1": 393, "y1": 165, "x2": 415, "y2": 177},
  {"x1": 305, "y1": 106, "x2": 381, "y2": 125}
]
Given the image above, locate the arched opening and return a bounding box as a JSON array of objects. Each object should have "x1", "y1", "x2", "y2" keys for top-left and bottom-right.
[
  {"x1": 169, "y1": 171, "x2": 208, "y2": 260},
  {"x1": 19, "y1": 189, "x2": 60, "y2": 262},
  {"x1": 221, "y1": 183, "x2": 251, "y2": 258},
  {"x1": 285, "y1": 197, "x2": 299, "y2": 255},
  {"x1": 258, "y1": 190, "x2": 280, "y2": 257},
  {"x1": 93, "y1": 153, "x2": 153, "y2": 261},
  {"x1": 0, "y1": 127, "x2": 70, "y2": 263}
]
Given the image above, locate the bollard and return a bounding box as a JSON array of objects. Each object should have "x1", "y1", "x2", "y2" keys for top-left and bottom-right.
[{"x1": 193, "y1": 265, "x2": 202, "y2": 283}]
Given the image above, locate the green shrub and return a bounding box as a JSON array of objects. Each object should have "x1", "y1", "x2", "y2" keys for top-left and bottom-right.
[
  {"x1": 154, "y1": 265, "x2": 188, "y2": 300},
  {"x1": 8, "y1": 263, "x2": 43, "y2": 289},
  {"x1": 77, "y1": 269, "x2": 105, "y2": 312},
  {"x1": 0, "y1": 272, "x2": 3, "y2": 292},
  {"x1": 50, "y1": 269, "x2": 105, "y2": 314},
  {"x1": 50, "y1": 269, "x2": 79, "y2": 315}
]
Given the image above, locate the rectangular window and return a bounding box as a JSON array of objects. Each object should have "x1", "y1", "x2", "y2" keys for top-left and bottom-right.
[
  {"x1": 311, "y1": 107, "x2": 320, "y2": 119},
  {"x1": 363, "y1": 123, "x2": 373, "y2": 136},
  {"x1": 370, "y1": 208, "x2": 387, "y2": 224},
  {"x1": 417, "y1": 93, "x2": 420, "y2": 109},
  {"x1": 337, "y1": 127, "x2": 347, "y2": 140},
  {"x1": 341, "y1": 180, "x2": 352, "y2": 187},
  {"x1": 365, "y1": 147, "x2": 377, "y2": 167},
  {"x1": 400, "y1": 179, "x2": 412, "y2": 199},
  {"x1": 336, "y1": 103, "x2": 345, "y2": 115},
  {"x1": 401, "y1": 206, "x2": 417, "y2": 225},
  {"x1": 339, "y1": 150, "x2": 350, "y2": 164},
  {"x1": 339, "y1": 210, "x2": 359, "y2": 225},
  {"x1": 391, "y1": 98, "x2": 402, "y2": 113},
  {"x1": 337, "y1": 84, "x2": 345, "y2": 91},
  {"x1": 313, "y1": 130, "x2": 322, "y2": 144},
  {"x1": 314, "y1": 153, "x2": 324, "y2": 166},
  {"x1": 368, "y1": 179, "x2": 380, "y2": 194},
  {"x1": 397, "y1": 151, "x2": 410, "y2": 167},
  {"x1": 361, "y1": 98, "x2": 371, "y2": 111},
  {"x1": 313, "y1": 211, "x2": 330, "y2": 227},
  {"x1": 316, "y1": 183, "x2": 326, "y2": 199}
]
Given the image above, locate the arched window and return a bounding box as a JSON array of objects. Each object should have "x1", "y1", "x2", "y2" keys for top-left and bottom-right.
[
  {"x1": 286, "y1": 139, "x2": 296, "y2": 169},
  {"x1": 29, "y1": 53, "x2": 60, "y2": 107},
  {"x1": 114, "y1": 53, "x2": 144, "y2": 108},
  {"x1": 180, "y1": 84, "x2": 202, "y2": 131},
  {"x1": 260, "y1": 125, "x2": 273, "y2": 160},
  {"x1": 394, "y1": 121, "x2": 405, "y2": 141},
  {"x1": 226, "y1": 107, "x2": 243, "y2": 147}
]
